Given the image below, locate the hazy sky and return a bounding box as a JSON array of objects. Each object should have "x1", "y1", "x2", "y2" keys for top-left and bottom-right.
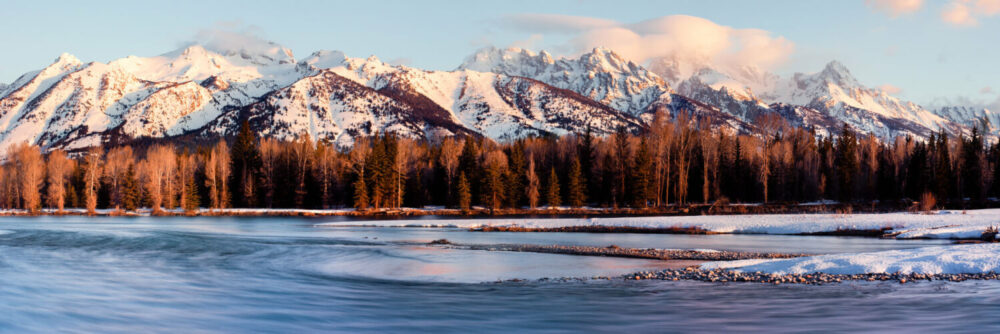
[{"x1": 1, "y1": 0, "x2": 997, "y2": 106}]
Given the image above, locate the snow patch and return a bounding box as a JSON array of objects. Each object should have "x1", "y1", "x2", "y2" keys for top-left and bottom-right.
[{"x1": 702, "y1": 243, "x2": 1000, "y2": 275}]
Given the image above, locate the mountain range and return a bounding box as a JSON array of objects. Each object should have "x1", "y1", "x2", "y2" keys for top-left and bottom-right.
[{"x1": 0, "y1": 42, "x2": 993, "y2": 154}]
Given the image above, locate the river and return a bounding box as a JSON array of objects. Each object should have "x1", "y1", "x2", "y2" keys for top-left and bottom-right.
[{"x1": 0, "y1": 216, "x2": 995, "y2": 333}]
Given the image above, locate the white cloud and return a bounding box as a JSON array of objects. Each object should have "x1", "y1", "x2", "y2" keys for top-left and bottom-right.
[
  {"x1": 942, "y1": 2, "x2": 978, "y2": 26},
  {"x1": 187, "y1": 21, "x2": 292, "y2": 60},
  {"x1": 509, "y1": 34, "x2": 544, "y2": 50},
  {"x1": 976, "y1": 0, "x2": 1000, "y2": 14},
  {"x1": 879, "y1": 84, "x2": 903, "y2": 95},
  {"x1": 940, "y1": 0, "x2": 1000, "y2": 26},
  {"x1": 866, "y1": 0, "x2": 924, "y2": 17},
  {"x1": 505, "y1": 14, "x2": 794, "y2": 73},
  {"x1": 982, "y1": 86, "x2": 995, "y2": 94},
  {"x1": 502, "y1": 13, "x2": 617, "y2": 33}
]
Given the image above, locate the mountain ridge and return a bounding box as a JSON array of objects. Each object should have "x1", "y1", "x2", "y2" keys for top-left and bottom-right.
[{"x1": 0, "y1": 44, "x2": 989, "y2": 155}]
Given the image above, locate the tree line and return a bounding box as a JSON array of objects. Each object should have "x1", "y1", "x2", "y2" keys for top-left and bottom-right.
[{"x1": 1, "y1": 114, "x2": 998, "y2": 214}]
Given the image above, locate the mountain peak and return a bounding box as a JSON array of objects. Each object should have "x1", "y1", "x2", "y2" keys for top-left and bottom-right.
[
  {"x1": 298, "y1": 50, "x2": 348, "y2": 69},
  {"x1": 53, "y1": 52, "x2": 82, "y2": 67},
  {"x1": 181, "y1": 41, "x2": 297, "y2": 66},
  {"x1": 816, "y1": 60, "x2": 859, "y2": 88}
]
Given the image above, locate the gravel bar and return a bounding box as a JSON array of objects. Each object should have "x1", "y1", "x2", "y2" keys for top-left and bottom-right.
[{"x1": 625, "y1": 267, "x2": 1000, "y2": 284}]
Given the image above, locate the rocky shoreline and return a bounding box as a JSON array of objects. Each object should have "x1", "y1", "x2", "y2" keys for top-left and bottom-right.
[
  {"x1": 623, "y1": 268, "x2": 1000, "y2": 284},
  {"x1": 449, "y1": 241, "x2": 1000, "y2": 285},
  {"x1": 431, "y1": 240, "x2": 806, "y2": 261}
]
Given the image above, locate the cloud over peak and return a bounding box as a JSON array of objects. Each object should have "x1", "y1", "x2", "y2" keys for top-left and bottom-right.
[
  {"x1": 185, "y1": 21, "x2": 294, "y2": 63},
  {"x1": 502, "y1": 13, "x2": 794, "y2": 74}
]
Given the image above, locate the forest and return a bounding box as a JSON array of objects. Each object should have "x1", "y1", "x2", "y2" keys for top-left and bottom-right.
[{"x1": 1, "y1": 112, "x2": 998, "y2": 214}]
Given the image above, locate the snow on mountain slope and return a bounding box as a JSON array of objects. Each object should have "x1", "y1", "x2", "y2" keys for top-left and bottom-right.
[
  {"x1": 933, "y1": 105, "x2": 998, "y2": 135},
  {"x1": 298, "y1": 51, "x2": 644, "y2": 139},
  {"x1": 0, "y1": 43, "x2": 986, "y2": 155},
  {"x1": 205, "y1": 70, "x2": 471, "y2": 147},
  {"x1": 650, "y1": 57, "x2": 779, "y2": 103},
  {"x1": 244, "y1": 53, "x2": 645, "y2": 144},
  {"x1": 771, "y1": 61, "x2": 957, "y2": 138},
  {"x1": 458, "y1": 47, "x2": 670, "y2": 116},
  {"x1": 0, "y1": 46, "x2": 312, "y2": 153},
  {"x1": 0, "y1": 44, "x2": 651, "y2": 154}
]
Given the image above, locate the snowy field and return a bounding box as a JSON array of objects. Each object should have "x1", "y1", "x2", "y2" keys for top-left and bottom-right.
[
  {"x1": 316, "y1": 209, "x2": 1000, "y2": 276},
  {"x1": 701, "y1": 243, "x2": 1000, "y2": 275},
  {"x1": 317, "y1": 209, "x2": 1000, "y2": 240}
]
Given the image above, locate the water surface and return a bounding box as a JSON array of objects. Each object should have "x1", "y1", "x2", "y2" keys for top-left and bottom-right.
[{"x1": 0, "y1": 216, "x2": 993, "y2": 333}]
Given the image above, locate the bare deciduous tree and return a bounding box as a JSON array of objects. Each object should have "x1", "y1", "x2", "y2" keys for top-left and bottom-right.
[
  {"x1": 12, "y1": 143, "x2": 44, "y2": 212},
  {"x1": 83, "y1": 147, "x2": 103, "y2": 214},
  {"x1": 46, "y1": 149, "x2": 74, "y2": 212},
  {"x1": 526, "y1": 154, "x2": 540, "y2": 209},
  {"x1": 104, "y1": 146, "x2": 134, "y2": 210}
]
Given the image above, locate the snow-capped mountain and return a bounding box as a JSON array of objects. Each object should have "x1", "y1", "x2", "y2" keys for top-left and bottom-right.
[
  {"x1": 0, "y1": 45, "x2": 316, "y2": 152},
  {"x1": 283, "y1": 51, "x2": 643, "y2": 142},
  {"x1": 770, "y1": 61, "x2": 958, "y2": 138},
  {"x1": 933, "y1": 106, "x2": 998, "y2": 135},
  {"x1": 0, "y1": 42, "x2": 989, "y2": 156},
  {"x1": 459, "y1": 47, "x2": 969, "y2": 139},
  {"x1": 0, "y1": 44, "x2": 643, "y2": 154},
  {"x1": 458, "y1": 47, "x2": 671, "y2": 117}
]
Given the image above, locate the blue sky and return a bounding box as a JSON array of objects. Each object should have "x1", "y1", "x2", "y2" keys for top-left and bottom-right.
[{"x1": 1, "y1": 0, "x2": 997, "y2": 106}]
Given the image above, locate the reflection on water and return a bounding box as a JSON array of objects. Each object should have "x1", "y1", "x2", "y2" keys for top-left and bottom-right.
[{"x1": 0, "y1": 216, "x2": 993, "y2": 332}]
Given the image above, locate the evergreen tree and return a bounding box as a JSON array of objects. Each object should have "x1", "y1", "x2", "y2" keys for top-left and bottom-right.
[
  {"x1": 183, "y1": 175, "x2": 200, "y2": 212},
  {"x1": 121, "y1": 165, "x2": 140, "y2": 211},
  {"x1": 578, "y1": 126, "x2": 596, "y2": 199},
  {"x1": 457, "y1": 138, "x2": 479, "y2": 203},
  {"x1": 546, "y1": 168, "x2": 561, "y2": 207},
  {"x1": 631, "y1": 137, "x2": 652, "y2": 208},
  {"x1": 352, "y1": 174, "x2": 369, "y2": 210},
  {"x1": 456, "y1": 171, "x2": 471, "y2": 210},
  {"x1": 566, "y1": 157, "x2": 586, "y2": 207},
  {"x1": 230, "y1": 120, "x2": 262, "y2": 207},
  {"x1": 504, "y1": 143, "x2": 526, "y2": 207},
  {"x1": 961, "y1": 127, "x2": 985, "y2": 203},
  {"x1": 835, "y1": 124, "x2": 859, "y2": 202},
  {"x1": 932, "y1": 131, "x2": 953, "y2": 201},
  {"x1": 480, "y1": 151, "x2": 507, "y2": 211}
]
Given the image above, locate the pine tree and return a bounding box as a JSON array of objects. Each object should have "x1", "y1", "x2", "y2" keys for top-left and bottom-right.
[
  {"x1": 230, "y1": 120, "x2": 261, "y2": 208},
  {"x1": 457, "y1": 138, "x2": 479, "y2": 202},
  {"x1": 480, "y1": 150, "x2": 507, "y2": 211},
  {"x1": 962, "y1": 127, "x2": 984, "y2": 202},
  {"x1": 183, "y1": 174, "x2": 200, "y2": 212},
  {"x1": 566, "y1": 157, "x2": 586, "y2": 207},
  {"x1": 835, "y1": 124, "x2": 859, "y2": 202},
  {"x1": 546, "y1": 168, "x2": 561, "y2": 207},
  {"x1": 504, "y1": 143, "x2": 526, "y2": 208},
  {"x1": 352, "y1": 175, "x2": 369, "y2": 210},
  {"x1": 121, "y1": 165, "x2": 140, "y2": 212},
  {"x1": 578, "y1": 125, "x2": 596, "y2": 199},
  {"x1": 456, "y1": 171, "x2": 471, "y2": 210},
  {"x1": 631, "y1": 137, "x2": 652, "y2": 208}
]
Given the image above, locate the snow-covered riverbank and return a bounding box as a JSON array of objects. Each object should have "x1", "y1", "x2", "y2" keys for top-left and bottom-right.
[
  {"x1": 318, "y1": 209, "x2": 1000, "y2": 240},
  {"x1": 701, "y1": 243, "x2": 1000, "y2": 275}
]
